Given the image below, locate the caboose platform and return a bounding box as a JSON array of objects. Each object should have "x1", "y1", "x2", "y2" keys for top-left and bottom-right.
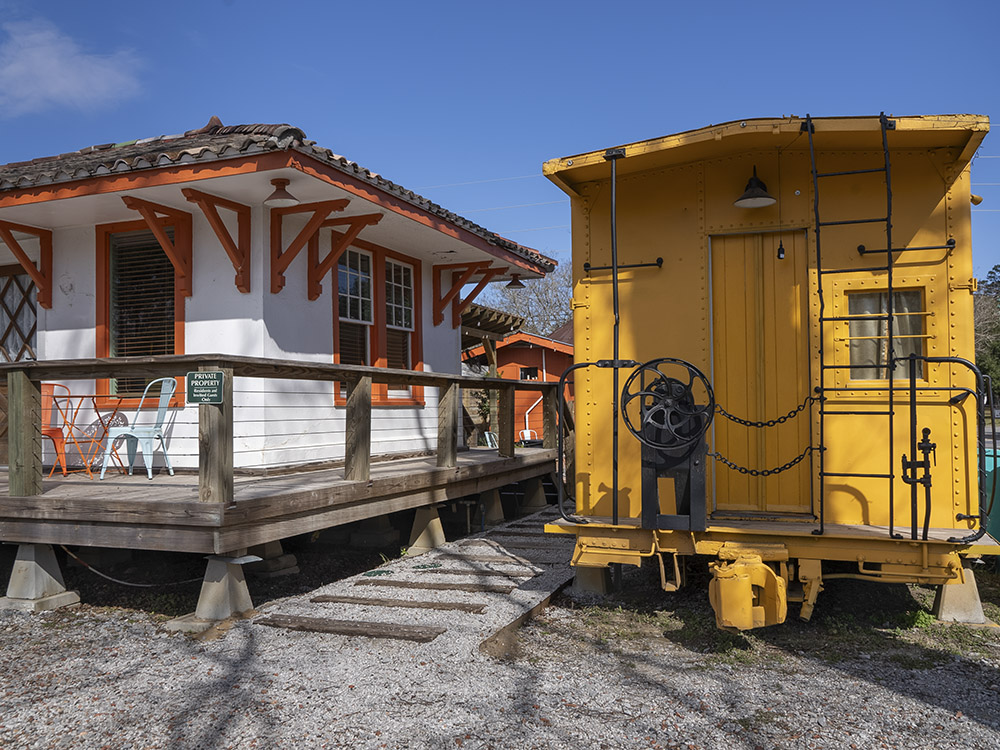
[{"x1": 0, "y1": 447, "x2": 557, "y2": 554}]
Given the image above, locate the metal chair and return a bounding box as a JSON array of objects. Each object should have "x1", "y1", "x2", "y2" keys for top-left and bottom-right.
[
  {"x1": 518, "y1": 429, "x2": 538, "y2": 442},
  {"x1": 483, "y1": 431, "x2": 499, "y2": 448},
  {"x1": 99, "y1": 378, "x2": 177, "y2": 480},
  {"x1": 41, "y1": 383, "x2": 70, "y2": 477}
]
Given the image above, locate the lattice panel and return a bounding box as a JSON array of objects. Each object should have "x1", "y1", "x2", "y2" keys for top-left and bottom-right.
[{"x1": 0, "y1": 272, "x2": 37, "y2": 361}]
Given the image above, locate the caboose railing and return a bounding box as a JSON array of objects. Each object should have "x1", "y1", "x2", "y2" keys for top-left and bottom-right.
[{"x1": 1, "y1": 354, "x2": 559, "y2": 502}]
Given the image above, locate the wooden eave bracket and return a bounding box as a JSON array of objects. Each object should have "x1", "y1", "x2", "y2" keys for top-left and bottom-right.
[
  {"x1": 182, "y1": 188, "x2": 252, "y2": 293},
  {"x1": 121, "y1": 195, "x2": 194, "y2": 297},
  {"x1": 270, "y1": 200, "x2": 349, "y2": 294},
  {"x1": 432, "y1": 262, "x2": 506, "y2": 328},
  {"x1": 307, "y1": 213, "x2": 384, "y2": 300},
  {"x1": 0, "y1": 219, "x2": 52, "y2": 308}
]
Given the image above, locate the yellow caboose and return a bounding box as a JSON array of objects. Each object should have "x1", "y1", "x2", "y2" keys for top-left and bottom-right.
[{"x1": 543, "y1": 114, "x2": 998, "y2": 630}]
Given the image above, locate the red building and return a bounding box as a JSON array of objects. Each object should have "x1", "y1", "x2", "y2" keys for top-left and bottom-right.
[{"x1": 464, "y1": 324, "x2": 573, "y2": 440}]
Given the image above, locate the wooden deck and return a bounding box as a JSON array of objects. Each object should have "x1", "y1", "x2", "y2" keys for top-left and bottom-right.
[{"x1": 0, "y1": 447, "x2": 557, "y2": 554}]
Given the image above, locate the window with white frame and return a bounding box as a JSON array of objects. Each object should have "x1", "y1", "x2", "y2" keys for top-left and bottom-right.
[
  {"x1": 337, "y1": 249, "x2": 372, "y2": 366},
  {"x1": 385, "y1": 259, "x2": 414, "y2": 371}
]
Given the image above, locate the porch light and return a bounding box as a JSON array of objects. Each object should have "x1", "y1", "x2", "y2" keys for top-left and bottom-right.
[
  {"x1": 734, "y1": 166, "x2": 776, "y2": 208},
  {"x1": 263, "y1": 178, "x2": 299, "y2": 208},
  {"x1": 505, "y1": 274, "x2": 526, "y2": 289}
]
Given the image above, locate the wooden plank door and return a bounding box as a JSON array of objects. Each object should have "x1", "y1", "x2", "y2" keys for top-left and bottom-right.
[{"x1": 711, "y1": 232, "x2": 813, "y2": 515}]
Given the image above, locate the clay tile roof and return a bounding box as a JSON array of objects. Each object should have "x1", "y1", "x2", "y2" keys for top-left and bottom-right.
[{"x1": 0, "y1": 117, "x2": 555, "y2": 272}]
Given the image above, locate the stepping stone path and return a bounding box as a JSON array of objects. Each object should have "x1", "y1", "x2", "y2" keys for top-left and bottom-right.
[{"x1": 254, "y1": 507, "x2": 574, "y2": 653}]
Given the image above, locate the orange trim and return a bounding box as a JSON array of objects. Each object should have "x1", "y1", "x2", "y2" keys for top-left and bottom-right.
[
  {"x1": 182, "y1": 188, "x2": 252, "y2": 293},
  {"x1": 0, "y1": 219, "x2": 52, "y2": 308},
  {"x1": 95, "y1": 218, "x2": 186, "y2": 409},
  {"x1": 120, "y1": 196, "x2": 194, "y2": 297},
  {"x1": 0, "y1": 150, "x2": 551, "y2": 275},
  {"x1": 269, "y1": 199, "x2": 349, "y2": 293},
  {"x1": 309, "y1": 213, "x2": 383, "y2": 300}
]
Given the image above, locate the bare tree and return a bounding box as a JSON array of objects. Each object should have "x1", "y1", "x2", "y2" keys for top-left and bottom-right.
[{"x1": 481, "y1": 261, "x2": 572, "y2": 335}]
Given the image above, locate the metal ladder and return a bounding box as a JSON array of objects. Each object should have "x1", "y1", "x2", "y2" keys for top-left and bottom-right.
[{"x1": 806, "y1": 112, "x2": 900, "y2": 537}]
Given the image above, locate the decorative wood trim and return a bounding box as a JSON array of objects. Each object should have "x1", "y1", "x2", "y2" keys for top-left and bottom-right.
[
  {"x1": 432, "y1": 262, "x2": 491, "y2": 327},
  {"x1": 0, "y1": 219, "x2": 52, "y2": 308},
  {"x1": 269, "y1": 199, "x2": 349, "y2": 294},
  {"x1": 451, "y1": 266, "x2": 505, "y2": 328},
  {"x1": 120, "y1": 196, "x2": 194, "y2": 297},
  {"x1": 308, "y1": 213, "x2": 383, "y2": 300},
  {"x1": 182, "y1": 188, "x2": 252, "y2": 293}
]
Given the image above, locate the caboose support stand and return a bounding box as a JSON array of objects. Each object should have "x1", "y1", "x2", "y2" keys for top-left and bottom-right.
[
  {"x1": 933, "y1": 563, "x2": 989, "y2": 625},
  {"x1": 165, "y1": 552, "x2": 260, "y2": 633}
]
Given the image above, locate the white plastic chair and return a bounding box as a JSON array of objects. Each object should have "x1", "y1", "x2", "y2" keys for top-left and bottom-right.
[{"x1": 100, "y1": 377, "x2": 177, "y2": 480}]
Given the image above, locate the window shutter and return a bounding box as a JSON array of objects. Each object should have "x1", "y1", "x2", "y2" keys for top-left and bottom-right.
[
  {"x1": 110, "y1": 229, "x2": 175, "y2": 396},
  {"x1": 339, "y1": 321, "x2": 369, "y2": 366}
]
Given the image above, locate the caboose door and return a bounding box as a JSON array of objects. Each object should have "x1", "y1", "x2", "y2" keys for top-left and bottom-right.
[{"x1": 710, "y1": 231, "x2": 813, "y2": 515}]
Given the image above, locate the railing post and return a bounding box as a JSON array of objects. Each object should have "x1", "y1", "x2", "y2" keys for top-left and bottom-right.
[
  {"x1": 199, "y1": 365, "x2": 233, "y2": 504},
  {"x1": 542, "y1": 388, "x2": 558, "y2": 450},
  {"x1": 437, "y1": 382, "x2": 458, "y2": 468},
  {"x1": 498, "y1": 384, "x2": 515, "y2": 458},
  {"x1": 345, "y1": 375, "x2": 371, "y2": 481},
  {"x1": 8, "y1": 369, "x2": 41, "y2": 496}
]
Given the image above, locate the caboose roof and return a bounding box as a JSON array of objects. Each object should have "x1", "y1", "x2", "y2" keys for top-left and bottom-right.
[{"x1": 543, "y1": 114, "x2": 989, "y2": 196}]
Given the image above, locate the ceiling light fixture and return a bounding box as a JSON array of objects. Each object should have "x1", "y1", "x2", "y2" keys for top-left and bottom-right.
[
  {"x1": 264, "y1": 178, "x2": 299, "y2": 208},
  {"x1": 506, "y1": 274, "x2": 526, "y2": 289}
]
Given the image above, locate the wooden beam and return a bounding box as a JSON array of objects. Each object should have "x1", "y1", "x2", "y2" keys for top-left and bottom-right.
[
  {"x1": 437, "y1": 382, "x2": 458, "y2": 468},
  {"x1": 182, "y1": 188, "x2": 252, "y2": 293},
  {"x1": 7, "y1": 370, "x2": 41, "y2": 496},
  {"x1": 344, "y1": 375, "x2": 371, "y2": 481},
  {"x1": 198, "y1": 365, "x2": 234, "y2": 504},
  {"x1": 310, "y1": 594, "x2": 486, "y2": 614},
  {"x1": 120, "y1": 196, "x2": 194, "y2": 297},
  {"x1": 542, "y1": 389, "x2": 558, "y2": 450},
  {"x1": 0, "y1": 220, "x2": 52, "y2": 308},
  {"x1": 269, "y1": 199, "x2": 349, "y2": 293},
  {"x1": 451, "y1": 267, "x2": 505, "y2": 328},
  {"x1": 257, "y1": 614, "x2": 446, "y2": 643},
  {"x1": 498, "y1": 384, "x2": 516, "y2": 458},
  {"x1": 307, "y1": 213, "x2": 383, "y2": 300},
  {"x1": 432, "y1": 262, "x2": 490, "y2": 326}
]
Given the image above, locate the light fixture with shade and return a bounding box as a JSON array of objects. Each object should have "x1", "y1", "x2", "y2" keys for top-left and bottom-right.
[
  {"x1": 734, "y1": 166, "x2": 776, "y2": 208},
  {"x1": 506, "y1": 274, "x2": 525, "y2": 289},
  {"x1": 263, "y1": 178, "x2": 299, "y2": 208}
]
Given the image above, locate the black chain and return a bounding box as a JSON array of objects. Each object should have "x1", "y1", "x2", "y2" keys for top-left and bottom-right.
[
  {"x1": 708, "y1": 445, "x2": 817, "y2": 477},
  {"x1": 715, "y1": 395, "x2": 820, "y2": 429}
]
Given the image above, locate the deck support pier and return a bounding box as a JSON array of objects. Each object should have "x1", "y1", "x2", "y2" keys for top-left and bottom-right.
[
  {"x1": 0, "y1": 543, "x2": 80, "y2": 612},
  {"x1": 350, "y1": 515, "x2": 400, "y2": 548},
  {"x1": 408, "y1": 506, "x2": 446, "y2": 556},
  {"x1": 933, "y1": 563, "x2": 990, "y2": 625},
  {"x1": 480, "y1": 488, "x2": 505, "y2": 525},
  {"x1": 246, "y1": 541, "x2": 299, "y2": 579},
  {"x1": 518, "y1": 476, "x2": 548, "y2": 513},
  {"x1": 165, "y1": 552, "x2": 260, "y2": 633}
]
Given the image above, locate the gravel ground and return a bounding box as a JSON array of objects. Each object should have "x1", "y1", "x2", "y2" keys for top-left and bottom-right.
[{"x1": 0, "y1": 532, "x2": 998, "y2": 749}]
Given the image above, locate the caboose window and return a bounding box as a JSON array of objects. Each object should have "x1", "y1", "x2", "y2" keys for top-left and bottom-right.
[{"x1": 847, "y1": 289, "x2": 925, "y2": 379}]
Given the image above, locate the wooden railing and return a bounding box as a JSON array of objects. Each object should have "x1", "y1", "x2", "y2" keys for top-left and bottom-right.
[{"x1": 0, "y1": 354, "x2": 559, "y2": 502}]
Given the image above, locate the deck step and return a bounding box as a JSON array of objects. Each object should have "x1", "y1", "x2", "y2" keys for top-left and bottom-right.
[
  {"x1": 309, "y1": 594, "x2": 486, "y2": 614},
  {"x1": 355, "y1": 579, "x2": 516, "y2": 594},
  {"x1": 257, "y1": 614, "x2": 446, "y2": 643}
]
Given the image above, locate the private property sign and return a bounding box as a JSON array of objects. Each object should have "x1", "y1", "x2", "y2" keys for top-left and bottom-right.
[{"x1": 186, "y1": 370, "x2": 225, "y2": 404}]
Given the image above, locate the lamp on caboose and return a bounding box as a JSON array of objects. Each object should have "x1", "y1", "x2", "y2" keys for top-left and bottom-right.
[{"x1": 733, "y1": 166, "x2": 776, "y2": 208}]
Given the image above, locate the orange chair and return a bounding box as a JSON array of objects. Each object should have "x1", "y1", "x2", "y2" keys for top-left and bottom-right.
[{"x1": 41, "y1": 383, "x2": 71, "y2": 477}]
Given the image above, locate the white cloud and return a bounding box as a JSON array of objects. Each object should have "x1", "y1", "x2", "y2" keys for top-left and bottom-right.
[{"x1": 0, "y1": 19, "x2": 141, "y2": 118}]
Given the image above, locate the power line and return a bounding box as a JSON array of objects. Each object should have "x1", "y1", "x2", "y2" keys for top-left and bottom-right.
[
  {"x1": 502, "y1": 225, "x2": 570, "y2": 233},
  {"x1": 461, "y1": 200, "x2": 568, "y2": 213},
  {"x1": 972, "y1": 183, "x2": 1000, "y2": 186},
  {"x1": 972, "y1": 209, "x2": 1000, "y2": 212},
  {"x1": 413, "y1": 174, "x2": 541, "y2": 190}
]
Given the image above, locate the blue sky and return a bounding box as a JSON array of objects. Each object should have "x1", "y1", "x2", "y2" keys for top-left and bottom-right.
[{"x1": 1, "y1": 0, "x2": 999, "y2": 273}]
